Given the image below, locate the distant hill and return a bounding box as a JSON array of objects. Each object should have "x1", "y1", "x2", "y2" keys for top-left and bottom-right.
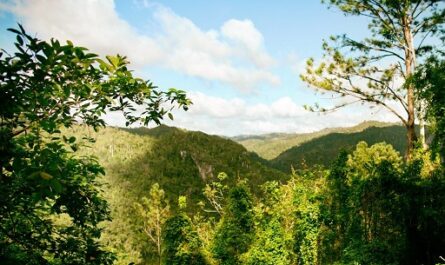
[
  {"x1": 68, "y1": 122, "x2": 428, "y2": 263},
  {"x1": 68, "y1": 122, "x2": 416, "y2": 263},
  {"x1": 68, "y1": 125, "x2": 286, "y2": 264},
  {"x1": 269, "y1": 125, "x2": 408, "y2": 172},
  {"x1": 72, "y1": 124, "x2": 285, "y2": 212},
  {"x1": 234, "y1": 121, "x2": 399, "y2": 160}
]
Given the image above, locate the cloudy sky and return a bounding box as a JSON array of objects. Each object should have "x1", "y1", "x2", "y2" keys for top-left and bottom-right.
[{"x1": 0, "y1": 0, "x2": 402, "y2": 136}]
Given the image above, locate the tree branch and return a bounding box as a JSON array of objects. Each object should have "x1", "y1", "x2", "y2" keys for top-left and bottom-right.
[{"x1": 350, "y1": 72, "x2": 408, "y2": 113}]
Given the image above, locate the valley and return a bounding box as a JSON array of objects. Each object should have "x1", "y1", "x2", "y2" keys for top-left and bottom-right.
[{"x1": 70, "y1": 121, "x2": 413, "y2": 264}]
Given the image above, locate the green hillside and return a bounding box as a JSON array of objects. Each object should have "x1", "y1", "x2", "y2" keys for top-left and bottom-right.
[
  {"x1": 270, "y1": 125, "x2": 408, "y2": 172},
  {"x1": 69, "y1": 125, "x2": 286, "y2": 263},
  {"x1": 234, "y1": 121, "x2": 397, "y2": 159}
]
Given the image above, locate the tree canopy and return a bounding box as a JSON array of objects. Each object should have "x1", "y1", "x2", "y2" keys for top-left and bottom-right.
[
  {"x1": 0, "y1": 25, "x2": 190, "y2": 264},
  {"x1": 414, "y1": 56, "x2": 445, "y2": 160},
  {"x1": 301, "y1": 0, "x2": 445, "y2": 159}
]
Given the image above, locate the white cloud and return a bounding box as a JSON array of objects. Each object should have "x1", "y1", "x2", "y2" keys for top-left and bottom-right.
[
  {"x1": 146, "y1": 92, "x2": 400, "y2": 136},
  {"x1": 221, "y1": 19, "x2": 275, "y2": 68},
  {"x1": 1, "y1": 1, "x2": 404, "y2": 136},
  {"x1": 186, "y1": 92, "x2": 306, "y2": 120},
  {"x1": 188, "y1": 92, "x2": 245, "y2": 118},
  {"x1": 2, "y1": 0, "x2": 162, "y2": 66},
  {"x1": 1, "y1": 0, "x2": 279, "y2": 91},
  {"x1": 270, "y1": 97, "x2": 306, "y2": 118},
  {"x1": 103, "y1": 91, "x2": 401, "y2": 136}
]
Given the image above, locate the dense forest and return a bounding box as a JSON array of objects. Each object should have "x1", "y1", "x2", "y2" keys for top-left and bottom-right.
[
  {"x1": 234, "y1": 121, "x2": 398, "y2": 160},
  {"x1": 68, "y1": 124, "x2": 445, "y2": 265},
  {"x1": 269, "y1": 124, "x2": 410, "y2": 172},
  {"x1": 1, "y1": 1, "x2": 445, "y2": 265}
]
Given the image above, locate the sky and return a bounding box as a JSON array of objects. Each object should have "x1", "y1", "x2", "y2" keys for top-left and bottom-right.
[{"x1": 0, "y1": 0, "x2": 402, "y2": 136}]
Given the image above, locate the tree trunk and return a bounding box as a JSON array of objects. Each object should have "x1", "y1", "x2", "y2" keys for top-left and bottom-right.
[
  {"x1": 403, "y1": 13, "x2": 417, "y2": 161},
  {"x1": 406, "y1": 122, "x2": 417, "y2": 161},
  {"x1": 419, "y1": 101, "x2": 427, "y2": 148},
  {"x1": 157, "y1": 215, "x2": 162, "y2": 265},
  {"x1": 419, "y1": 118, "x2": 426, "y2": 147},
  {"x1": 409, "y1": 18, "x2": 427, "y2": 149}
]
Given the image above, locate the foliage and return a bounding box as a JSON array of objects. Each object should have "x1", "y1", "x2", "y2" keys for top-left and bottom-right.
[
  {"x1": 302, "y1": 0, "x2": 445, "y2": 158},
  {"x1": 319, "y1": 151, "x2": 350, "y2": 264},
  {"x1": 212, "y1": 184, "x2": 255, "y2": 265},
  {"x1": 162, "y1": 213, "x2": 208, "y2": 265},
  {"x1": 67, "y1": 125, "x2": 286, "y2": 264},
  {"x1": 319, "y1": 142, "x2": 445, "y2": 265},
  {"x1": 346, "y1": 141, "x2": 403, "y2": 178},
  {"x1": 2, "y1": 13, "x2": 445, "y2": 265},
  {"x1": 235, "y1": 120, "x2": 394, "y2": 160},
  {"x1": 292, "y1": 168, "x2": 327, "y2": 265},
  {"x1": 414, "y1": 57, "x2": 445, "y2": 160},
  {"x1": 0, "y1": 25, "x2": 190, "y2": 264},
  {"x1": 201, "y1": 172, "x2": 229, "y2": 216},
  {"x1": 178, "y1": 196, "x2": 188, "y2": 210},
  {"x1": 342, "y1": 144, "x2": 407, "y2": 265},
  {"x1": 65, "y1": 122, "x2": 445, "y2": 265},
  {"x1": 271, "y1": 125, "x2": 408, "y2": 172},
  {"x1": 134, "y1": 183, "x2": 170, "y2": 265},
  {"x1": 42, "y1": 124, "x2": 445, "y2": 265},
  {"x1": 192, "y1": 213, "x2": 217, "y2": 263},
  {"x1": 55, "y1": 123, "x2": 445, "y2": 265},
  {"x1": 241, "y1": 217, "x2": 290, "y2": 265},
  {"x1": 403, "y1": 160, "x2": 445, "y2": 265}
]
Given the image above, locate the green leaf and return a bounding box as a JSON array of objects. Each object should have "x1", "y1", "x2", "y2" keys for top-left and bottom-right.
[
  {"x1": 68, "y1": 136, "x2": 76, "y2": 143},
  {"x1": 40, "y1": 172, "x2": 53, "y2": 180},
  {"x1": 49, "y1": 179, "x2": 63, "y2": 193},
  {"x1": 16, "y1": 35, "x2": 23, "y2": 46}
]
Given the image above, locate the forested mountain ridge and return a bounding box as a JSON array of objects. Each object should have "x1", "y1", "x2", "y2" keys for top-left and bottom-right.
[
  {"x1": 270, "y1": 124, "x2": 410, "y2": 172},
  {"x1": 68, "y1": 125, "x2": 286, "y2": 263},
  {"x1": 72, "y1": 122, "x2": 413, "y2": 263},
  {"x1": 234, "y1": 120, "x2": 398, "y2": 159}
]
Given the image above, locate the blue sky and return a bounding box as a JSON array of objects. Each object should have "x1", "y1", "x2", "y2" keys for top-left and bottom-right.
[{"x1": 0, "y1": 0, "x2": 399, "y2": 136}]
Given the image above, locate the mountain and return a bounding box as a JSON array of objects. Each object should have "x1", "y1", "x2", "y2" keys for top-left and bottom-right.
[
  {"x1": 68, "y1": 125, "x2": 286, "y2": 263},
  {"x1": 269, "y1": 125, "x2": 408, "y2": 172},
  {"x1": 71, "y1": 124, "x2": 285, "y2": 212},
  {"x1": 233, "y1": 121, "x2": 397, "y2": 160},
  {"x1": 67, "y1": 122, "x2": 413, "y2": 263}
]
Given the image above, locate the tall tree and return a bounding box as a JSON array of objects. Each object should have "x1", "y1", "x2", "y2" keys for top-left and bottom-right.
[
  {"x1": 134, "y1": 183, "x2": 170, "y2": 265},
  {"x1": 0, "y1": 25, "x2": 190, "y2": 264},
  {"x1": 301, "y1": 0, "x2": 445, "y2": 160},
  {"x1": 241, "y1": 217, "x2": 290, "y2": 265},
  {"x1": 240, "y1": 181, "x2": 291, "y2": 265},
  {"x1": 162, "y1": 214, "x2": 208, "y2": 265},
  {"x1": 162, "y1": 198, "x2": 208, "y2": 265},
  {"x1": 201, "y1": 172, "x2": 229, "y2": 216},
  {"x1": 212, "y1": 184, "x2": 255, "y2": 265},
  {"x1": 414, "y1": 56, "x2": 445, "y2": 161},
  {"x1": 342, "y1": 142, "x2": 406, "y2": 264},
  {"x1": 293, "y1": 170, "x2": 325, "y2": 265}
]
